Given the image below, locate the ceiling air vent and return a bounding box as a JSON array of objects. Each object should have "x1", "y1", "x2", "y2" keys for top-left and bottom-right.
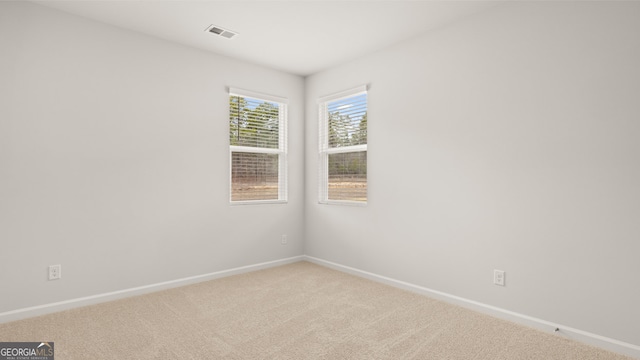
[{"x1": 205, "y1": 25, "x2": 238, "y2": 39}]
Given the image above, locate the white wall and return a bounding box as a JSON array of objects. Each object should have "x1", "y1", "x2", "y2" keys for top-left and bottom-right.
[
  {"x1": 0, "y1": 1, "x2": 304, "y2": 314},
  {"x1": 305, "y1": 1, "x2": 640, "y2": 348}
]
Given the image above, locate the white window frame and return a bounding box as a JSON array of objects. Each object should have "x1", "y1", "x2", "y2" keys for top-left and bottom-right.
[
  {"x1": 318, "y1": 85, "x2": 368, "y2": 206},
  {"x1": 229, "y1": 87, "x2": 288, "y2": 205}
]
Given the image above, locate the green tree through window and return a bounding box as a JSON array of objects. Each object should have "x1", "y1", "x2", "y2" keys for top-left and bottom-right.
[
  {"x1": 229, "y1": 90, "x2": 287, "y2": 203},
  {"x1": 319, "y1": 87, "x2": 368, "y2": 203}
]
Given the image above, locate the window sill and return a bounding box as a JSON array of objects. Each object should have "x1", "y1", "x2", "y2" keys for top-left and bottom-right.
[
  {"x1": 230, "y1": 200, "x2": 288, "y2": 206},
  {"x1": 318, "y1": 200, "x2": 367, "y2": 207}
]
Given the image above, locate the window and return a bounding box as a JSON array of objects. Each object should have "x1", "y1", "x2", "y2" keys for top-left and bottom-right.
[
  {"x1": 319, "y1": 86, "x2": 368, "y2": 204},
  {"x1": 229, "y1": 88, "x2": 287, "y2": 204}
]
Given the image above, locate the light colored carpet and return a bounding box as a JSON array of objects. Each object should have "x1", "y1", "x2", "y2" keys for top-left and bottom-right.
[{"x1": 0, "y1": 261, "x2": 632, "y2": 359}]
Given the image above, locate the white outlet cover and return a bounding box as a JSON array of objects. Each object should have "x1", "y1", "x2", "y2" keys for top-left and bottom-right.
[
  {"x1": 494, "y1": 269, "x2": 505, "y2": 286},
  {"x1": 49, "y1": 264, "x2": 62, "y2": 280}
]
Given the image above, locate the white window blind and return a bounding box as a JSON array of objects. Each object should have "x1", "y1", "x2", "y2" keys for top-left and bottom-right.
[
  {"x1": 229, "y1": 88, "x2": 287, "y2": 204},
  {"x1": 319, "y1": 86, "x2": 368, "y2": 204}
]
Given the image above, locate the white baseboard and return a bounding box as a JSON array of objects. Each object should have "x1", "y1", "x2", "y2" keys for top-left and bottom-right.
[
  {"x1": 0, "y1": 255, "x2": 304, "y2": 324},
  {"x1": 303, "y1": 255, "x2": 640, "y2": 359}
]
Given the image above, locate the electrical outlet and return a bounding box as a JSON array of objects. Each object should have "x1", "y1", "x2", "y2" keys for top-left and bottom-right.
[
  {"x1": 493, "y1": 269, "x2": 505, "y2": 286},
  {"x1": 49, "y1": 264, "x2": 62, "y2": 280},
  {"x1": 281, "y1": 234, "x2": 287, "y2": 245}
]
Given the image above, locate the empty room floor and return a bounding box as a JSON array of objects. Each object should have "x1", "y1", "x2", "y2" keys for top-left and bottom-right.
[{"x1": 0, "y1": 262, "x2": 633, "y2": 359}]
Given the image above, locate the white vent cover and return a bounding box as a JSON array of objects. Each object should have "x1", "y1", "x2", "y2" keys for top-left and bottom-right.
[{"x1": 205, "y1": 25, "x2": 238, "y2": 39}]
